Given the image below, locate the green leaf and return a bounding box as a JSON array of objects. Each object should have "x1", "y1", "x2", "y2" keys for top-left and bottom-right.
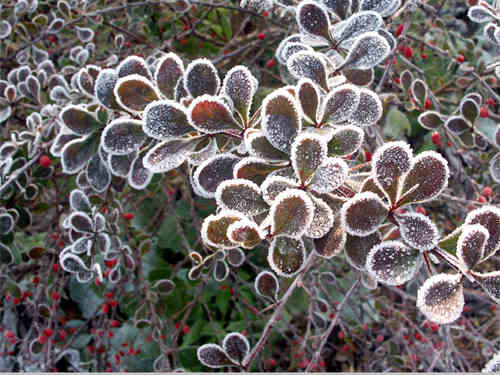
[
  {"x1": 69, "y1": 277, "x2": 104, "y2": 319},
  {"x1": 384, "y1": 107, "x2": 411, "y2": 140}
]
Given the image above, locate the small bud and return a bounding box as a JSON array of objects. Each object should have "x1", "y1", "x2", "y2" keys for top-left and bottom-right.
[
  {"x1": 124, "y1": 41, "x2": 131, "y2": 48},
  {"x1": 404, "y1": 45, "x2": 413, "y2": 59},
  {"x1": 52, "y1": 264, "x2": 59, "y2": 272},
  {"x1": 337, "y1": 331, "x2": 344, "y2": 340},
  {"x1": 365, "y1": 150, "x2": 372, "y2": 162},
  {"x1": 269, "y1": 358, "x2": 276, "y2": 367},
  {"x1": 181, "y1": 37, "x2": 187, "y2": 45},
  {"x1": 44, "y1": 328, "x2": 54, "y2": 337},
  {"x1": 111, "y1": 320, "x2": 119, "y2": 327},
  {"x1": 262, "y1": 11, "x2": 269, "y2": 16},
  {"x1": 4, "y1": 330, "x2": 15, "y2": 339},
  {"x1": 102, "y1": 303, "x2": 109, "y2": 314},
  {"x1": 487, "y1": 98, "x2": 496, "y2": 106},
  {"x1": 395, "y1": 24, "x2": 404, "y2": 37}
]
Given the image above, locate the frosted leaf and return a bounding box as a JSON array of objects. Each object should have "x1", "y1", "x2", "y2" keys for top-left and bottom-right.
[
  {"x1": 128, "y1": 153, "x2": 153, "y2": 190},
  {"x1": 233, "y1": 157, "x2": 284, "y2": 185},
  {"x1": 287, "y1": 51, "x2": 328, "y2": 90},
  {"x1": 296, "y1": 0, "x2": 331, "y2": 42},
  {"x1": 194, "y1": 154, "x2": 241, "y2": 198},
  {"x1": 342, "y1": 68, "x2": 373, "y2": 87},
  {"x1": 144, "y1": 137, "x2": 200, "y2": 173},
  {"x1": 61, "y1": 136, "x2": 98, "y2": 174},
  {"x1": 460, "y1": 98, "x2": 479, "y2": 123},
  {"x1": 0, "y1": 242, "x2": 13, "y2": 265},
  {"x1": 95, "y1": 69, "x2": 120, "y2": 110},
  {"x1": 484, "y1": 22, "x2": 500, "y2": 44},
  {"x1": 0, "y1": 103, "x2": 11, "y2": 123},
  {"x1": 216, "y1": 179, "x2": 268, "y2": 216},
  {"x1": 344, "y1": 232, "x2": 381, "y2": 270},
  {"x1": 60, "y1": 105, "x2": 101, "y2": 136},
  {"x1": 50, "y1": 86, "x2": 71, "y2": 102},
  {"x1": 117, "y1": 56, "x2": 152, "y2": 80},
  {"x1": 201, "y1": 210, "x2": 245, "y2": 249},
  {"x1": 416, "y1": 273, "x2": 464, "y2": 324},
  {"x1": 399, "y1": 151, "x2": 449, "y2": 205},
  {"x1": 155, "y1": 53, "x2": 184, "y2": 99},
  {"x1": 75, "y1": 26, "x2": 94, "y2": 43},
  {"x1": 321, "y1": 0, "x2": 350, "y2": 18},
  {"x1": 319, "y1": 83, "x2": 360, "y2": 125},
  {"x1": 457, "y1": 224, "x2": 489, "y2": 270},
  {"x1": 281, "y1": 43, "x2": 314, "y2": 63},
  {"x1": 108, "y1": 152, "x2": 135, "y2": 177},
  {"x1": 313, "y1": 213, "x2": 345, "y2": 258},
  {"x1": 483, "y1": 352, "x2": 500, "y2": 372},
  {"x1": 340, "y1": 32, "x2": 390, "y2": 70},
  {"x1": 474, "y1": 133, "x2": 488, "y2": 151},
  {"x1": 77, "y1": 69, "x2": 95, "y2": 98},
  {"x1": 48, "y1": 17, "x2": 65, "y2": 33},
  {"x1": 245, "y1": 131, "x2": 288, "y2": 161},
  {"x1": 226, "y1": 248, "x2": 245, "y2": 267},
  {"x1": 0, "y1": 21, "x2": 12, "y2": 39},
  {"x1": 372, "y1": 141, "x2": 412, "y2": 204},
  {"x1": 276, "y1": 34, "x2": 303, "y2": 64},
  {"x1": 291, "y1": 133, "x2": 327, "y2": 184},
  {"x1": 360, "y1": 0, "x2": 401, "y2": 17},
  {"x1": 26, "y1": 75, "x2": 40, "y2": 103},
  {"x1": 223, "y1": 333, "x2": 250, "y2": 364},
  {"x1": 101, "y1": 119, "x2": 146, "y2": 155},
  {"x1": 0, "y1": 214, "x2": 14, "y2": 235},
  {"x1": 261, "y1": 176, "x2": 299, "y2": 206},
  {"x1": 270, "y1": 189, "x2": 314, "y2": 238},
  {"x1": 418, "y1": 111, "x2": 443, "y2": 130},
  {"x1": 214, "y1": 260, "x2": 229, "y2": 281},
  {"x1": 71, "y1": 237, "x2": 92, "y2": 254},
  {"x1": 465, "y1": 206, "x2": 500, "y2": 261},
  {"x1": 335, "y1": 11, "x2": 383, "y2": 45},
  {"x1": 444, "y1": 116, "x2": 470, "y2": 135},
  {"x1": 268, "y1": 236, "x2": 306, "y2": 277},
  {"x1": 188, "y1": 95, "x2": 241, "y2": 134},
  {"x1": 86, "y1": 154, "x2": 111, "y2": 193},
  {"x1": 184, "y1": 58, "x2": 220, "y2": 98},
  {"x1": 350, "y1": 87, "x2": 383, "y2": 127},
  {"x1": 197, "y1": 344, "x2": 233, "y2": 368},
  {"x1": 297, "y1": 79, "x2": 320, "y2": 124},
  {"x1": 341, "y1": 192, "x2": 389, "y2": 236},
  {"x1": 261, "y1": 89, "x2": 302, "y2": 154},
  {"x1": 175, "y1": 76, "x2": 189, "y2": 101},
  {"x1": 327, "y1": 125, "x2": 364, "y2": 157},
  {"x1": 490, "y1": 153, "x2": 500, "y2": 183},
  {"x1": 468, "y1": 6, "x2": 497, "y2": 23},
  {"x1": 309, "y1": 157, "x2": 348, "y2": 193},
  {"x1": 366, "y1": 240, "x2": 422, "y2": 285},
  {"x1": 305, "y1": 195, "x2": 334, "y2": 239},
  {"x1": 60, "y1": 253, "x2": 89, "y2": 274},
  {"x1": 395, "y1": 212, "x2": 439, "y2": 251},
  {"x1": 144, "y1": 100, "x2": 193, "y2": 140},
  {"x1": 114, "y1": 75, "x2": 159, "y2": 113},
  {"x1": 255, "y1": 270, "x2": 279, "y2": 300},
  {"x1": 227, "y1": 220, "x2": 263, "y2": 249},
  {"x1": 187, "y1": 137, "x2": 218, "y2": 166},
  {"x1": 4, "y1": 84, "x2": 16, "y2": 103},
  {"x1": 70, "y1": 189, "x2": 90, "y2": 212},
  {"x1": 222, "y1": 66, "x2": 257, "y2": 124},
  {"x1": 411, "y1": 79, "x2": 427, "y2": 107},
  {"x1": 68, "y1": 211, "x2": 93, "y2": 233}
]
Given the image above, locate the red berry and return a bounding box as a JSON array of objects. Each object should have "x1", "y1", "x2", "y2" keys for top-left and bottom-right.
[
  {"x1": 51, "y1": 291, "x2": 60, "y2": 301},
  {"x1": 44, "y1": 328, "x2": 54, "y2": 337},
  {"x1": 362, "y1": 323, "x2": 368, "y2": 331},
  {"x1": 464, "y1": 305, "x2": 471, "y2": 313},
  {"x1": 431, "y1": 132, "x2": 441, "y2": 145},
  {"x1": 107, "y1": 331, "x2": 114, "y2": 338},
  {"x1": 431, "y1": 323, "x2": 439, "y2": 333},
  {"x1": 102, "y1": 303, "x2": 109, "y2": 314},
  {"x1": 480, "y1": 106, "x2": 489, "y2": 118},
  {"x1": 181, "y1": 37, "x2": 187, "y2": 45},
  {"x1": 477, "y1": 195, "x2": 487, "y2": 203},
  {"x1": 229, "y1": 287, "x2": 234, "y2": 295},
  {"x1": 482, "y1": 186, "x2": 493, "y2": 198},
  {"x1": 257, "y1": 32, "x2": 266, "y2": 40},
  {"x1": 220, "y1": 284, "x2": 226, "y2": 291},
  {"x1": 123, "y1": 212, "x2": 134, "y2": 220},
  {"x1": 404, "y1": 45, "x2": 413, "y2": 59},
  {"x1": 343, "y1": 345, "x2": 349, "y2": 352},
  {"x1": 183, "y1": 325, "x2": 190, "y2": 335},
  {"x1": 457, "y1": 54, "x2": 465, "y2": 63},
  {"x1": 365, "y1": 150, "x2": 372, "y2": 162},
  {"x1": 109, "y1": 300, "x2": 118, "y2": 308},
  {"x1": 421, "y1": 53, "x2": 427, "y2": 60},
  {"x1": 414, "y1": 332, "x2": 422, "y2": 341},
  {"x1": 329, "y1": 313, "x2": 335, "y2": 319},
  {"x1": 4, "y1": 330, "x2": 15, "y2": 339},
  {"x1": 337, "y1": 331, "x2": 344, "y2": 340},
  {"x1": 50, "y1": 233, "x2": 58, "y2": 240},
  {"x1": 49, "y1": 35, "x2": 56, "y2": 43},
  {"x1": 224, "y1": 49, "x2": 230, "y2": 55},
  {"x1": 111, "y1": 320, "x2": 119, "y2": 327},
  {"x1": 424, "y1": 98, "x2": 431, "y2": 109},
  {"x1": 269, "y1": 358, "x2": 276, "y2": 367},
  {"x1": 59, "y1": 330, "x2": 67, "y2": 340},
  {"x1": 262, "y1": 11, "x2": 269, "y2": 17},
  {"x1": 491, "y1": 305, "x2": 497, "y2": 311},
  {"x1": 416, "y1": 206, "x2": 426, "y2": 215},
  {"x1": 394, "y1": 76, "x2": 401, "y2": 84},
  {"x1": 266, "y1": 59, "x2": 275, "y2": 68},
  {"x1": 184, "y1": 24, "x2": 189, "y2": 31},
  {"x1": 39, "y1": 155, "x2": 51, "y2": 168},
  {"x1": 487, "y1": 98, "x2": 496, "y2": 106},
  {"x1": 395, "y1": 24, "x2": 404, "y2": 37},
  {"x1": 124, "y1": 41, "x2": 131, "y2": 48},
  {"x1": 52, "y1": 264, "x2": 59, "y2": 272},
  {"x1": 376, "y1": 335, "x2": 384, "y2": 343}
]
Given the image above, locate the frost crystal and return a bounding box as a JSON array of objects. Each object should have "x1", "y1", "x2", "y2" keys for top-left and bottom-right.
[
  {"x1": 291, "y1": 133, "x2": 327, "y2": 184},
  {"x1": 366, "y1": 241, "x2": 422, "y2": 285},
  {"x1": 416, "y1": 273, "x2": 464, "y2": 324},
  {"x1": 268, "y1": 236, "x2": 306, "y2": 277},
  {"x1": 341, "y1": 192, "x2": 389, "y2": 236},
  {"x1": 184, "y1": 58, "x2": 220, "y2": 98},
  {"x1": 464, "y1": 206, "x2": 500, "y2": 261},
  {"x1": 319, "y1": 84, "x2": 360, "y2": 124},
  {"x1": 144, "y1": 100, "x2": 193, "y2": 140},
  {"x1": 350, "y1": 88, "x2": 383, "y2": 126},
  {"x1": 395, "y1": 212, "x2": 439, "y2": 251},
  {"x1": 341, "y1": 32, "x2": 390, "y2": 70},
  {"x1": 457, "y1": 224, "x2": 489, "y2": 270},
  {"x1": 215, "y1": 179, "x2": 268, "y2": 216},
  {"x1": 255, "y1": 270, "x2": 279, "y2": 300},
  {"x1": 101, "y1": 119, "x2": 147, "y2": 155},
  {"x1": 287, "y1": 51, "x2": 328, "y2": 90},
  {"x1": 305, "y1": 195, "x2": 334, "y2": 239},
  {"x1": 270, "y1": 189, "x2": 314, "y2": 238},
  {"x1": 308, "y1": 157, "x2": 347, "y2": 193}
]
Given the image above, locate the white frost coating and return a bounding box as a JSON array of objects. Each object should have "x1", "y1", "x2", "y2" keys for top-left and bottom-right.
[
  {"x1": 276, "y1": 34, "x2": 303, "y2": 64},
  {"x1": 222, "y1": 65, "x2": 257, "y2": 121},
  {"x1": 187, "y1": 94, "x2": 240, "y2": 134},
  {"x1": 261, "y1": 175, "x2": 299, "y2": 205},
  {"x1": 360, "y1": 0, "x2": 401, "y2": 17},
  {"x1": 261, "y1": 88, "x2": 303, "y2": 154},
  {"x1": 0, "y1": 20, "x2": 12, "y2": 39},
  {"x1": 67, "y1": 211, "x2": 93, "y2": 233},
  {"x1": 244, "y1": 131, "x2": 287, "y2": 161},
  {"x1": 128, "y1": 153, "x2": 154, "y2": 190},
  {"x1": 75, "y1": 26, "x2": 95, "y2": 43},
  {"x1": 340, "y1": 191, "x2": 389, "y2": 236},
  {"x1": 291, "y1": 133, "x2": 327, "y2": 184},
  {"x1": 227, "y1": 220, "x2": 264, "y2": 249},
  {"x1": 101, "y1": 119, "x2": 146, "y2": 155},
  {"x1": 183, "y1": 58, "x2": 221, "y2": 98},
  {"x1": 366, "y1": 240, "x2": 421, "y2": 285},
  {"x1": 143, "y1": 99, "x2": 192, "y2": 140},
  {"x1": 267, "y1": 236, "x2": 306, "y2": 277},
  {"x1": 215, "y1": 178, "x2": 267, "y2": 216},
  {"x1": 490, "y1": 153, "x2": 500, "y2": 183},
  {"x1": 269, "y1": 189, "x2": 314, "y2": 238},
  {"x1": 483, "y1": 351, "x2": 500, "y2": 372},
  {"x1": 416, "y1": 273, "x2": 464, "y2": 324},
  {"x1": 200, "y1": 210, "x2": 246, "y2": 249},
  {"x1": 318, "y1": 83, "x2": 360, "y2": 125},
  {"x1": 309, "y1": 157, "x2": 348, "y2": 193},
  {"x1": 116, "y1": 55, "x2": 152, "y2": 79},
  {"x1": 113, "y1": 74, "x2": 160, "y2": 113},
  {"x1": 286, "y1": 51, "x2": 327, "y2": 87},
  {"x1": 395, "y1": 212, "x2": 439, "y2": 251},
  {"x1": 350, "y1": 88, "x2": 383, "y2": 127},
  {"x1": 60, "y1": 252, "x2": 89, "y2": 273},
  {"x1": 464, "y1": 205, "x2": 500, "y2": 260},
  {"x1": 456, "y1": 224, "x2": 489, "y2": 270},
  {"x1": 304, "y1": 195, "x2": 334, "y2": 239},
  {"x1": 296, "y1": 0, "x2": 331, "y2": 41},
  {"x1": 222, "y1": 332, "x2": 250, "y2": 364},
  {"x1": 254, "y1": 270, "x2": 279, "y2": 300},
  {"x1": 341, "y1": 32, "x2": 390, "y2": 70},
  {"x1": 468, "y1": 5, "x2": 498, "y2": 23},
  {"x1": 70, "y1": 189, "x2": 90, "y2": 212},
  {"x1": 191, "y1": 153, "x2": 240, "y2": 199},
  {"x1": 197, "y1": 344, "x2": 232, "y2": 368},
  {"x1": 59, "y1": 105, "x2": 98, "y2": 136}
]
